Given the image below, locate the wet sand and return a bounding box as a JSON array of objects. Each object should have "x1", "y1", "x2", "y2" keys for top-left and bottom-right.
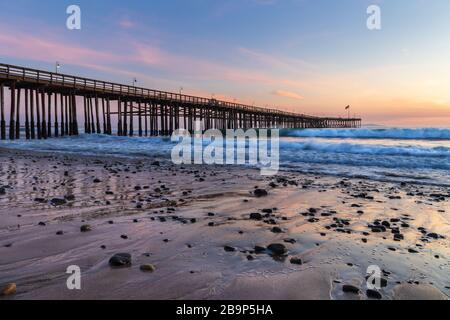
[{"x1": 0, "y1": 148, "x2": 449, "y2": 300}]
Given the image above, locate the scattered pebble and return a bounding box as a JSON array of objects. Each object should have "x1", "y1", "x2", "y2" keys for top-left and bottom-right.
[
  {"x1": 342, "y1": 284, "x2": 360, "y2": 294},
  {"x1": 1, "y1": 283, "x2": 16, "y2": 296},
  {"x1": 80, "y1": 225, "x2": 92, "y2": 232},
  {"x1": 109, "y1": 253, "x2": 132, "y2": 267},
  {"x1": 140, "y1": 264, "x2": 156, "y2": 272},
  {"x1": 267, "y1": 243, "x2": 287, "y2": 255}
]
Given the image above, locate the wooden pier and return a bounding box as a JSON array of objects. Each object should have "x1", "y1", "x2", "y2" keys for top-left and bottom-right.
[{"x1": 0, "y1": 63, "x2": 361, "y2": 140}]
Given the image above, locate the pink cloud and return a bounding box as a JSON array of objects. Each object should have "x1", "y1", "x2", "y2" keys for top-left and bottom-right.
[
  {"x1": 273, "y1": 90, "x2": 304, "y2": 100},
  {"x1": 118, "y1": 19, "x2": 136, "y2": 29},
  {"x1": 0, "y1": 24, "x2": 313, "y2": 111},
  {"x1": 238, "y1": 47, "x2": 315, "y2": 70},
  {"x1": 0, "y1": 30, "x2": 121, "y2": 69},
  {"x1": 131, "y1": 42, "x2": 281, "y2": 86},
  {"x1": 0, "y1": 24, "x2": 310, "y2": 96}
]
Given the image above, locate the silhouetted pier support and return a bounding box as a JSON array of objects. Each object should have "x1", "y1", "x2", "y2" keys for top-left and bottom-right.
[
  {"x1": 0, "y1": 63, "x2": 361, "y2": 141},
  {"x1": 0, "y1": 84, "x2": 5, "y2": 140}
]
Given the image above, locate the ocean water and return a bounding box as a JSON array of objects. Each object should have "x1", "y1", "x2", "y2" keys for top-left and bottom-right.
[
  {"x1": 1, "y1": 127, "x2": 450, "y2": 186},
  {"x1": 279, "y1": 128, "x2": 450, "y2": 186}
]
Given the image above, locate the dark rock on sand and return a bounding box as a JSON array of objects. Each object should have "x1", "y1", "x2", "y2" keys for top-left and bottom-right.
[
  {"x1": 427, "y1": 233, "x2": 440, "y2": 239},
  {"x1": 224, "y1": 245, "x2": 236, "y2": 252},
  {"x1": 267, "y1": 243, "x2": 287, "y2": 255},
  {"x1": 393, "y1": 234, "x2": 404, "y2": 241},
  {"x1": 38, "y1": 221, "x2": 46, "y2": 226},
  {"x1": 342, "y1": 284, "x2": 360, "y2": 294},
  {"x1": 0, "y1": 187, "x2": 5, "y2": 195},
  {"x1": 140, "y1": 264, "x2": 156, "y2": 272},
  {"x1": 109, "y1": 253, "x2": 132, "y2": 267},
  {"x1": 80, "y1": 224, "x2": 92, "y2": 232},
  {"x1": 290, "y1": 257, "x2": 303, "y2": 265},
  {"x1": 366, "y1": 289, "x2": 382, "y2": 299},
  {"x1": 250, "y1": 212, "x2": 263, "y2": 220},
  {"x1": 254, "y1": 245, "x2": 266, "y2": 253},
  {"x1": 56, "y1": 230, "x2": 64, "y2": 235},
  {"x1": 371, "y1": 226, "x2": 386, "y2": 233},
  {"x1": 254, "y1": 189, "x2": 268, "y2": 197},
  {"x1": 271, "y1": 226, "x2": 283, "y2": 233},
  {"x1": 50, "y1": 198, "x2": 67, "y2": 206}
]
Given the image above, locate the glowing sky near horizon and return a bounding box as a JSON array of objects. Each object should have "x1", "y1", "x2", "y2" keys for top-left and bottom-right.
[{"x1": 1, "y1": 0, "x2": 450, "y2": 126}]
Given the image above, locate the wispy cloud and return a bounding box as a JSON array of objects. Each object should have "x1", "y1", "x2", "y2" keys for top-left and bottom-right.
[
  {"x1": 0, "y1": 29, "x2": 120, "y2": 67},
  {"x1": 238, "y1": 47, "x2": 314, "y2": 70},
  {"x1": 273, "y1": 89, "x2": 304, "y2": 100},
  {"x1": 118, "y1": 18, "x2": 136, "y2": 29}
]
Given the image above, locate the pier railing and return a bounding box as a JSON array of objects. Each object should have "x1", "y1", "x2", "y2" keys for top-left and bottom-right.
[{"x1": 0, "y1": 63, "x2": 358, "y2": 121}]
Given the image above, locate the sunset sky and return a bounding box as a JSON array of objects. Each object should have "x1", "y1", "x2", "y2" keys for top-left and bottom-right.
[{"x1": 1, "y1": 0, "x2": 450, "y2": 126}]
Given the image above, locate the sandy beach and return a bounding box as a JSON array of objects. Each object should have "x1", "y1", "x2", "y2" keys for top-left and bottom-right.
[{"x1": 0, "y1": 147, "x2": 448, "y2": 300}]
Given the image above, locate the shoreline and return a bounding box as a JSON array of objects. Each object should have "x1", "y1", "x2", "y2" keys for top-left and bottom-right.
[
  {"x1": 0, "y1": 147, "x2": 449, "y2": 300},
  {"x1": 2, "y1": 143, "x2": 450, "y2": 189}
]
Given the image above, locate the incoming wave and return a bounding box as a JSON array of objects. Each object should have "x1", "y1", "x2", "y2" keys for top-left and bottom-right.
[
  {"x1": 280, "y1": 140, "x2": 450, "y2": 158},
  {"x1": 281, "y1": 128, "x2": 450, "y2": 140}
]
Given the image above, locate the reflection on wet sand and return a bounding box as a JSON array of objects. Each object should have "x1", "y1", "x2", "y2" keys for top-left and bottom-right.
[{"x1": 0, "y1": 148, "x2": 449, "y2": 300}]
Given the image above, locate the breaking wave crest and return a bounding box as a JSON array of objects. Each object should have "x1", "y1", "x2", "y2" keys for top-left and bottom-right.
[{"x1": 281, "y1": 128, "x2": 450, "y2": 140}]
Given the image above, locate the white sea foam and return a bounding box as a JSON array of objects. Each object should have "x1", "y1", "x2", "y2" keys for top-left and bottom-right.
[
  {"x1": 281, "y1": 128, "x2": 450, "y2": 140},
  {"x1": 279, "y1": 140, "x2": 450, "y2": 158},
  {"x1": 1, "y1": 130, "x2": 449, "y2": 185}
]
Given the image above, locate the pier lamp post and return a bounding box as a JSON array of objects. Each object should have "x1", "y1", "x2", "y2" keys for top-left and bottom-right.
[
  {"x1": 132, "y1": 78, "x2": 137, "y2": 94},
  {"x1": 55, "y1": 62, "x2": 61, "y2": 74},
  {"x1": 179, "y1": 87, "x2": 183, "y2": 95}
]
